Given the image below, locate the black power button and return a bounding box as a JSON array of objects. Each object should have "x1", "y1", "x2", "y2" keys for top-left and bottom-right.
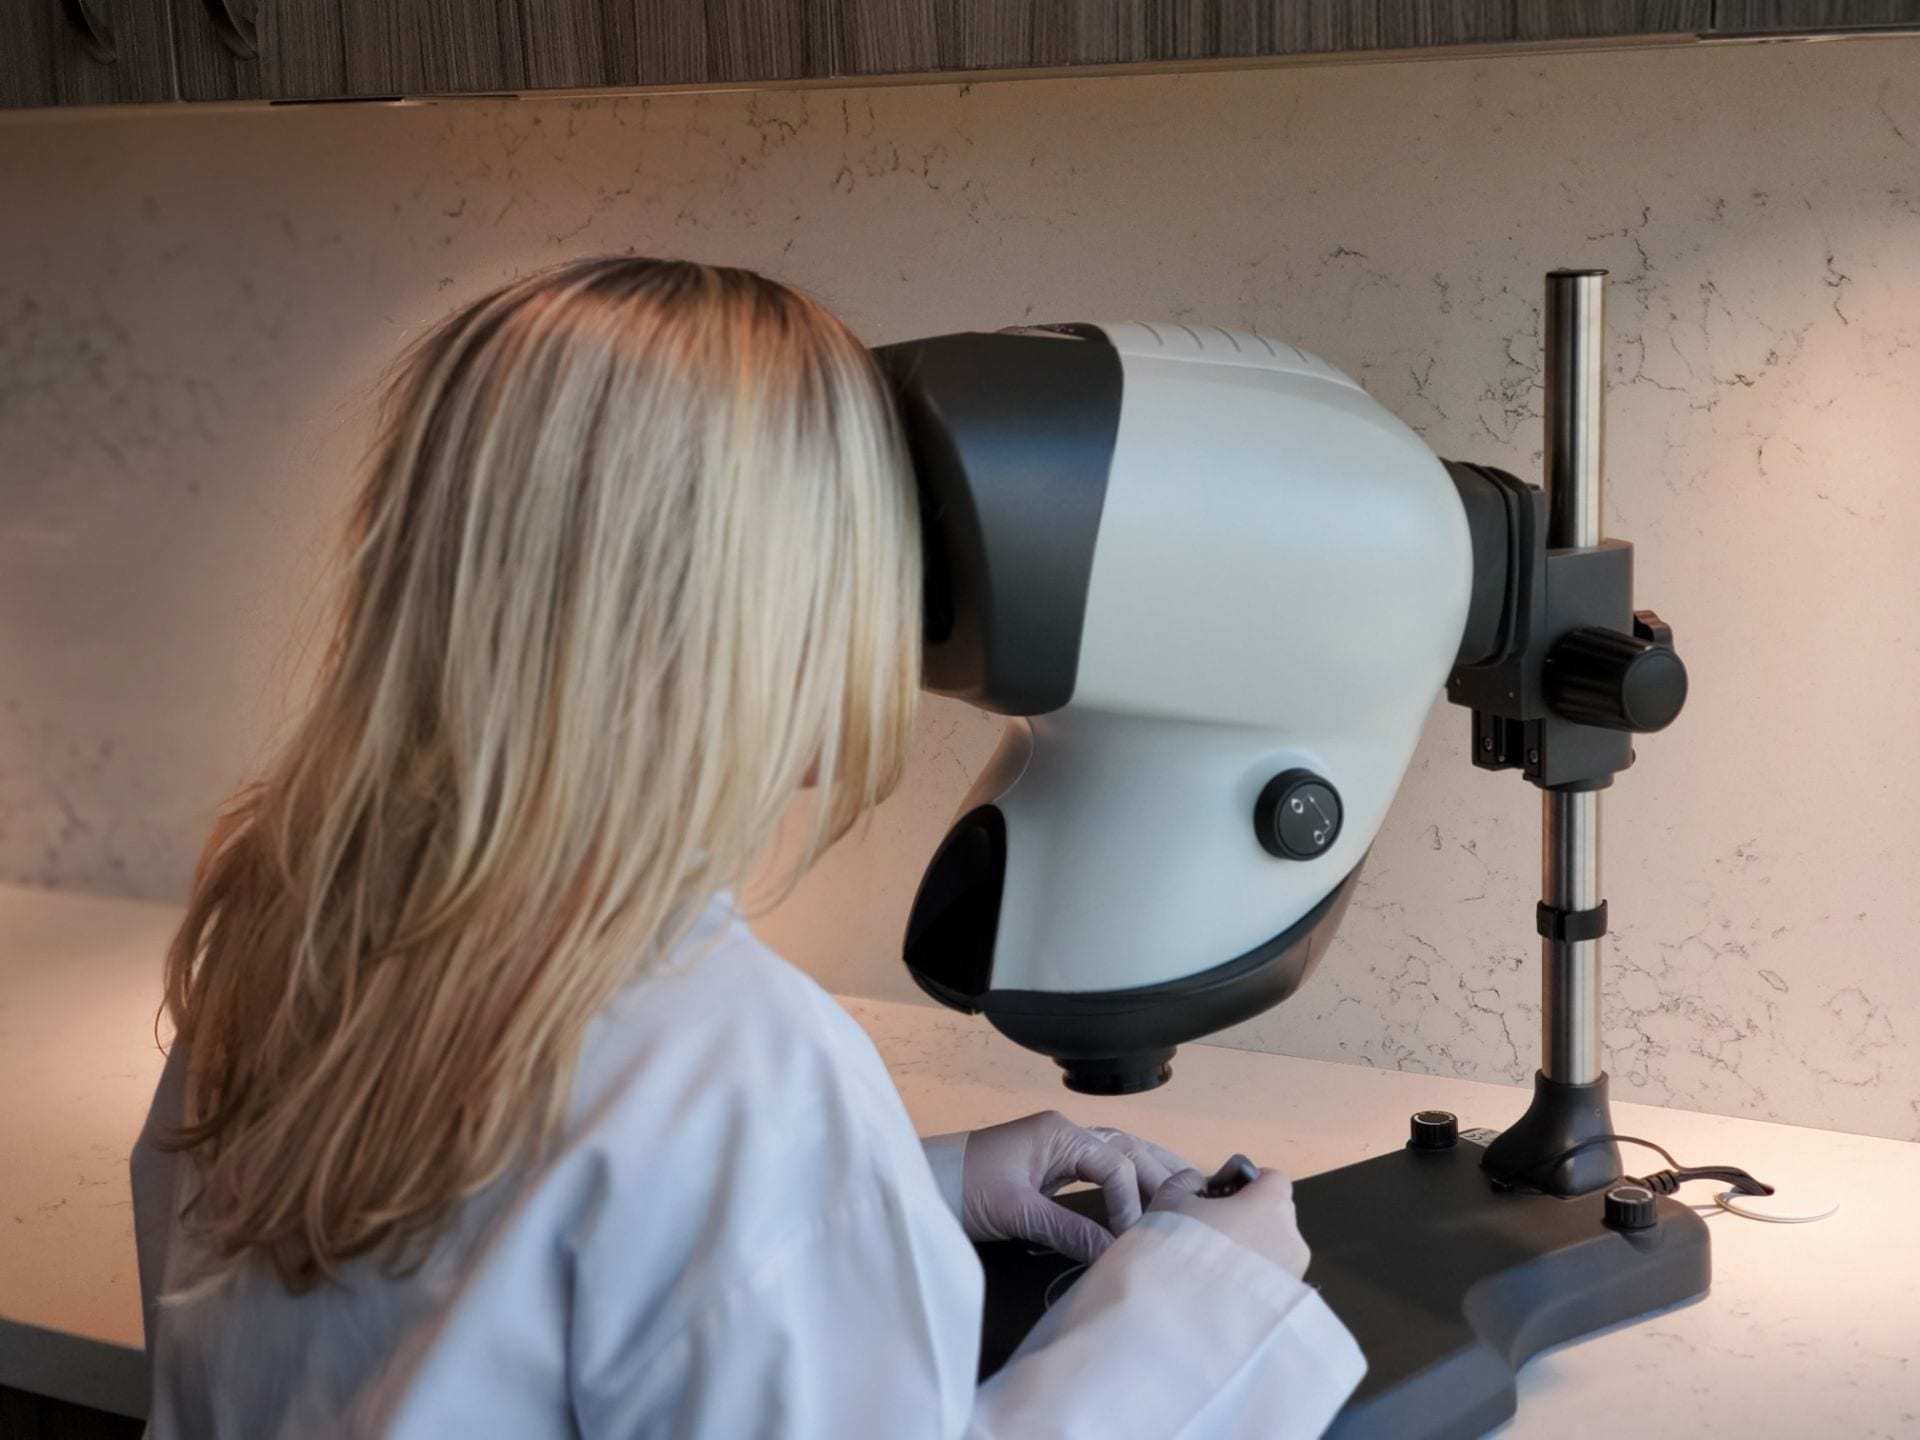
[{"x1": 1254, "y1": 770, "x2": 1344, "y2": 860}]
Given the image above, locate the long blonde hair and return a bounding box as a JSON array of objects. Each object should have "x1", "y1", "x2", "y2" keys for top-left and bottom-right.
[{"x1": 162, "y1": 257, "x2": 922, "y2": 1290}]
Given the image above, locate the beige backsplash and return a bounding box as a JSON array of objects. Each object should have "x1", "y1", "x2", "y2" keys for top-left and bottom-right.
[{"x1": 2, "y1": 37, "x2": 1916, "y2": 1141}]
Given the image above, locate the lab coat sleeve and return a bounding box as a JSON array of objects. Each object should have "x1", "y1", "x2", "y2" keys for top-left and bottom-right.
[
  {"x1": 970, "y1": 1210, "x2": 1367, "y2": 1440},
  {"x1": 576, "y1": 1179, "x2": 985, "y2": 1440},
  {"x1": 578, "y1": 1167, "x2": 1360, "y2": 1440},
  {"x1": 920, "y1": 1132, "x2": 969, "y2": 1221}
]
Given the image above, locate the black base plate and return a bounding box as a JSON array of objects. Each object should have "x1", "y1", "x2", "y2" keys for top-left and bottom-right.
[{"x1": 974, "y1": 1132, "x2": 1711, "y2": 1438}]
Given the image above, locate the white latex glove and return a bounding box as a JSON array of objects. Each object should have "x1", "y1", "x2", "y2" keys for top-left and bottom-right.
[
  {"x1": 1150, "y1": 1165, "x2": 1313, "y2": 1280},
  {"x1": 953, "y1": 1112, "x2": 1192, "y2": 1264}
]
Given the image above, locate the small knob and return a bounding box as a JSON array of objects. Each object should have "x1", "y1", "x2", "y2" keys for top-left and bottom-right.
[
  {"x1": 1201, "y1": 1154, "x2": 1260, "y2": 1197},
  {"x1": 1544, "y1": 624, "x2": 1688, "y2": 733},
  {"x1": 1604, "y1": 1183, "x2": 1658, "y2": 1231},
  {"x1": 1253, "y1": 771, "x2": 1343, "y2": 860},
  {"x1": 1408, "y1": 1110, "x2": 1459, "y2": 1150}
]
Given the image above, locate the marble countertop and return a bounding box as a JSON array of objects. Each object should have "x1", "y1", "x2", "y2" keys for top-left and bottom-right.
[{"x1": 4, "y1": 881, "x2": 1918, "y2": 1434}]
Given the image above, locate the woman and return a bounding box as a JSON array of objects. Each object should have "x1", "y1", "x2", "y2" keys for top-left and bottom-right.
[{"x1": 132, "y1": 257, "x2": 1364, "y2": 1437}]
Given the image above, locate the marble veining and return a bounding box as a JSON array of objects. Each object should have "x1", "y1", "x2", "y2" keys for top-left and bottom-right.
[{"x1": 1, "y1": 38, "x2": 1917, "y2": 1141}]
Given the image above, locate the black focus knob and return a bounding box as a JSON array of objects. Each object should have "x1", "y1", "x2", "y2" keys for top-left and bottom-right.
[
  {"x1": 1544, "y1": 621, "x2": 1688, "y2": 733},
  {"x1": 1254, "y1": 771, "x2": 1343, "y2": 860},
  {"x1": 1603, "y1": 1183, "x2": 1658, "y2": 1231},
  {"x1": 1408, "y1": 1110, "x2": 1459, "y2": 1150}
]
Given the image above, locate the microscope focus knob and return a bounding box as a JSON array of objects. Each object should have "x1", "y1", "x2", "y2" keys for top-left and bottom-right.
[
  {"x1": 1254, "y1": 771, "x2": 1343, "y2": 860},
  {"x1": 1543, "y1": 613, "x2": 1688, "y2": 733}
]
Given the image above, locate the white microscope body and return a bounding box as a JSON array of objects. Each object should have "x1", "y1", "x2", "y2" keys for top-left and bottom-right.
[
  {"x1": 885, "y1": 322, "x2": 1470, "y2": 1092},
  {"x1": 985, "y1": 324, "x2": 1468, "y2": 990}
]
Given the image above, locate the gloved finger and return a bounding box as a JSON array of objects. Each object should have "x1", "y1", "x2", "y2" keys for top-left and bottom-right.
[
  {"x1": 1052, "y1": 1134, "x2": 1144, "y2": 1233},
  {"x1": 1087, "y1": 1126, "x2": 1189, "y2": 1201},
  {"x1": 1011, "y1": 1195, "x2": 1117, "y2": 1265},
  {"x1": 1151, "y1": 1167, "x2": 1209, "y2": 1208}
]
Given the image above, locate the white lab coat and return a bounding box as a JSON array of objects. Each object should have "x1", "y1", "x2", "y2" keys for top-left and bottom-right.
[{"x1": 132, "y1": 894, "x2": 1365, "y2": 1438}]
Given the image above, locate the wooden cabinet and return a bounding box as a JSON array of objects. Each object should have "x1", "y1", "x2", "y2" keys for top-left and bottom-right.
[
  {"x1": 170, "y1": 0, "x2": 349, "y2": 102},
  {"x1": 173, "y1": 0, "x2": 520, "y2": 103},
  {"x1": 1521, "y1": 2, "x2": 1714, "y2": 41},
  {"x1": 1714, "y1": 1, "x2": 1920, "y2": 28},
  {"x1": 0, "y1": 0, "x2": 177, "y2": 109},
  {"x1": 566, "y1": 2, "x2": 1720, "y2": 86},
  {"x1": 340, "y1": 0, "x2": 526, "y2": 96},
  {"x1": 8, "y1": 0, "x2": 1920, "y2": 112},
  {"x1": 517, "y1": 0, "x2": 611, "y2": 89},
  {"x1": 165, "y1": 0, "x2": 1720, "y2": 100},
  {"x1": 814, "y1": 1, "x2": 1718, "y2": 81},
  {"x1": 472, "y1": 1, "x2": 1722, "y2": 89},
  {"x1": 511, "y1": 0, "x2": 835, "y2": 90}
]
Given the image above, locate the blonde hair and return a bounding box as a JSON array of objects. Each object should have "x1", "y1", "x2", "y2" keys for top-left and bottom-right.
[{"x1": 162, "y1": 257, "x2": 922, "y2": 1289}]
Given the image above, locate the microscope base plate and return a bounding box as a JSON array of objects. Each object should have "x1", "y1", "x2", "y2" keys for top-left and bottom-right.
[{"x1": 974, "y1": 1129, "x2": 1710, "y2": 1439}]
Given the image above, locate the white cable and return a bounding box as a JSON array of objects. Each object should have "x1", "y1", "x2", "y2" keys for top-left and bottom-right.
[{"x1": 1715, "y1": 1188, "x2": 1839, "y2": 1223}]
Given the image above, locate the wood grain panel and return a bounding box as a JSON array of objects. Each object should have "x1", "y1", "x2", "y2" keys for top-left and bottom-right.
[
  {"x1": 1517, "y1": 1, "x2": 1710, "y2": 38},
  {"x1": 619, "y1": 0, "x2": 708, "y2": 84},
  {"x1": 8, "y1": 0, "x2": 180, "y2": 107},
  {"x1": 171, "y1": 0, "x2": 349, "y2": 102},
  {"x1": 832, "y1": 0, "x2": 1715, "y2": 75},
  {"x1": 836, "y1": 0, "x2": 939, "y2": 75},
  {"x1": 1144, "y1": 0, "x2": 1268, "y2": 62},
  {"x1": 1035, "y1": 0, "x2": 1152, "y2": 65},
  {"x1": 921, "y1": 0, "x2": 1034, "y2": 72},
  {"x1": 517, "y1": 0, "x2": 611, "y2": 88},
  {"x1": 29, "y1": 0, "x2": 1911, "y2": 111},
  {"x1": 0, "y1": 5, "x2": 62, "y2": 107},
  {"x1": 340, "y1": 0, "x2": 525, "y2": 95},
  {"x1": 1714, "y1": 0, "x2": 1920, "y2": 27},
  {"x1": 73, "y1": 0, "x2": 177, "y2": 104},
  {"x1": 599, "y1": 0, "x2": 834, "y2": 87},
  {"x1": 699, "y1": 0, "x2": 835, "y2": 83}
]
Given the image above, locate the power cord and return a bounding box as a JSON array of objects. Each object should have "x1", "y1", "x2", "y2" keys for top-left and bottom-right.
[{"x1": 1490, "y1": 1133, "x2": 1774, "y2": 1199}]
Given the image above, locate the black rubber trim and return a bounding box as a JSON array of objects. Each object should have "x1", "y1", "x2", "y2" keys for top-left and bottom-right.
[
  {"x1": 1536, "y1": 900, "x2": 1609, "y2": 943},
  {"x1": 903, "y1": 804, "x2": 1006, "y2": 1012},
  {"x1": 978, "y1": 860, "x2": 1364, "y2": 1063},
  {"x1": 1444, "y1": 460, "x2": 1538, "y2": 671},
  {"x1": 875, "y1": 329, "x2": 1123, "y2": 717}
]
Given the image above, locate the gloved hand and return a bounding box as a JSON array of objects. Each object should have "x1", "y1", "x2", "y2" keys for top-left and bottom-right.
[
  {"x1": 1150, "y1": 1165, "x2": 1313, "y2": 1280},
  {"x1": 950, "y1": 1112, "x2": 1192, "y2": 1264}
]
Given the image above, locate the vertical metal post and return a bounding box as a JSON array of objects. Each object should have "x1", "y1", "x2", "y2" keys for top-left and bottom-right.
[{"x1": 1540, "y1": 271, "x2": 1607, "y2": 1086}]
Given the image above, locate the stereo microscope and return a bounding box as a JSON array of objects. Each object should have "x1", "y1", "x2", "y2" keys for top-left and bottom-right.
[{"x1": 880, "y1": 272, "x2": 1723, "y2": 1438}]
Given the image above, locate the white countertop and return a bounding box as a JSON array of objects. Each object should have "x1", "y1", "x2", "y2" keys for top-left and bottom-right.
[
  {"x1": 852, "y1": 995, "x2": 1920, "y2": 1438},
  {"x1": 0, "y1": 882, "x2": 183, "y2": 1418},
  {"x1": 4, "y1": 881, "x2": 1918, "y2": 1434}
]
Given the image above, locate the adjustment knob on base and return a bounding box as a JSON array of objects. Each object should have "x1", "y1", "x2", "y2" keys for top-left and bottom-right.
[
  {"x1": 1604, "y1": 1183, "x2": 1658, "y2": 1231},
  {"x1": 1409, "y1": 1110, "x2": 1459, "y2": 1150}
]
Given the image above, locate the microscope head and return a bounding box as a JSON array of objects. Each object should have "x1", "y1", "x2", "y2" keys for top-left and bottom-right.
[{"x1": 878, "y1": 322, "x2": 1473, "y2": 1093}]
